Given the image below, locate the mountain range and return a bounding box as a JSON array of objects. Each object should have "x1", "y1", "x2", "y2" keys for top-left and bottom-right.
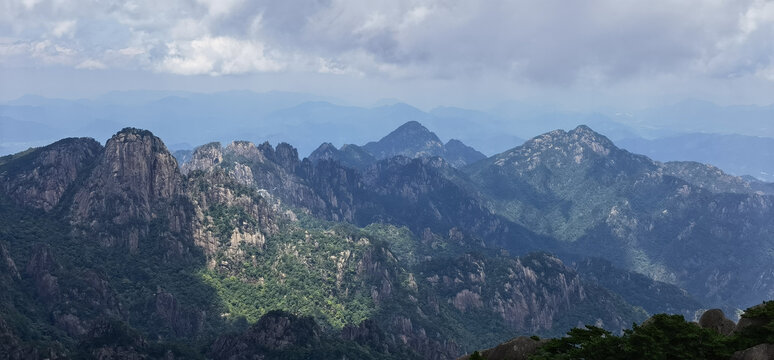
[
  {"x1": 5, "y1": 92, "x2": 774, "y2": 181},
  {"x1": 1, "y1": 120, "x2": 773, "y2": 359}
]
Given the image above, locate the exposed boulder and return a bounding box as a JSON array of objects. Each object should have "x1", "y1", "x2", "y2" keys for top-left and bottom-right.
[
  {"x1": 457, "y1": 336, "x2": 547, "y2": 360},
  {"x1": 699, "y1": 309, "x2": 736, "y2": 336}
]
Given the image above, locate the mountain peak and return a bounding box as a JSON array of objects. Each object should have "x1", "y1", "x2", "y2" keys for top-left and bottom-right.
[
  {"x1": 387, "y1": 121, "x2": 438, "y2": 141},
  {"x1": 308, "y1": 142, "x2": 339, "y2": 162},
  {"x1": 363, "y1": 121, "x2": 444, "y2": 160}
]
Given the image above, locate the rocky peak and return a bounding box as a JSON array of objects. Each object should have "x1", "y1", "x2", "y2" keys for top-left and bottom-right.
[
  {"x1": 487, "y1": 125, "x2": 641, "y2": 171},
  {"x1": 0, "y1": 137, "x2": 102, "y2": 211},
  {"x1": 71, "y1": 128, "x2": 190, "y2": 254},
  {"x1": 567, "y1": 125, "x2": 616, "y2": 156},
  {"x1": 224, "y1": 140, "x2": 264, "y2": 162},
  {"x1": 181, "y1": 142, "x2": 222, "y2": 175},
  {"x1": 308, "y1": 142, "x2": 338, "y2": 162},
  {"x1": 273, "y1": 142, "x2": 300, "y2": 171}
]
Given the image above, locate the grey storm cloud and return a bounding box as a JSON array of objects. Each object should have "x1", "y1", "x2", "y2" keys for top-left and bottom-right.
[{"x1": 1, "y1": 0, "x2": 774, "y2": 84}]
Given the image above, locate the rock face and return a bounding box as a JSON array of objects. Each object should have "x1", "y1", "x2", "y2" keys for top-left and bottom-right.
[
  {"x1": 0, "y1": 241, "x2": 20, "y2": 281},
  {"x1": 71, "y1": 128, "x2": 191, "y2": 254},
  {"x1": 25, "y1": 244, "x2": 62, "y2": 302},
  {"x1": 699, "y1": 309, "x2": 736, "y2": 335},
  {"x1": 180, "y1": 142, "x2": 223, "y2": 175},
  {"x1": 457, "y1": 336, "x2": 547, "y2": 360},
  {"x1": 731, "y1": 344, "x2": 774, "y2": 360},
  {"x1": 0, "y1": 137, "x2": 102, "y2": 211}
]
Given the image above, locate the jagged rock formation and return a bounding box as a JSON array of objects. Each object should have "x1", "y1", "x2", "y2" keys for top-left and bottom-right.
[
  {"x1": 0, "y1": 137, "x2": 102, "y2": 211},
  {"x1": 71, "y1": 128, "x2": 192, "y2": 255},
  {"x1": 181, "y1": 142, "x2": 223, "y2": 175},
  {"x1": 186, "y1": 159, "x2": 283, "y2": 262}
]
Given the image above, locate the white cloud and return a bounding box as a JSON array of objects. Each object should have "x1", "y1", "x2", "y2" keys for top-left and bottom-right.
[
  {"x1": 51, "y1": 20, "x2": 77, "y2": 38},
  {"x1": 1, "y1": 0, "x2": 774, "y2": 94},
  {"x1": 118, "y1": 47, "x2": 145, "y2": 56},
  {"x1": 157, "y1": 36, "x2": 284, "y2": 75},
  {"x1": 76, "y1": 59, "x2": 106, "y2": 69}
]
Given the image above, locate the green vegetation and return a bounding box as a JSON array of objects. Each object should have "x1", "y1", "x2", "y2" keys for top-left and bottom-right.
[
  {"x1": 529, "y1": 302, "x2": 774, "y2": 360},
  {"x1": 201, "y1": 223, "x2": 379, "y2": 329}
]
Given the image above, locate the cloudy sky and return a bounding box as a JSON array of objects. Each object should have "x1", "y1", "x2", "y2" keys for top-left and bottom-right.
[{"x1": 2, "y1": 0, "x2": 774, "y2": 109}]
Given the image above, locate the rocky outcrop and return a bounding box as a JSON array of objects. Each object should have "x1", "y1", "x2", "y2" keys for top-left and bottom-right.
[
  {"x1": 154, "y1": 289, "x2": 205, "y2": 338},
  {"x1": 731, "y1": 344, "x2": 774, "y2": 360},
  {"x1": 0, "y1": 137, "x2": 102, "y2": 211},
  {"x1": 271, "y1": 142, "x2": 300, "y2": 172},
  {"x1": 699, "y1": 309, "x2": 736, "y2": 335},
  {"x1": 26, "y1": 244, "x2": 62, "y2": 302},
  {"x1": 209, "y1": 310, "x2": 320, "y2": 359},
  {"x1": 71, "y1": 128, "x2": 192, "y2": 255},
  {"x1": 457, "y1": 336, "x2": 547, "y2": 360},
  {"x1": 186, "y1": 164, "x2": 282, "y2": 262},
  {"x1": 0, "y1": 241, "x2": 20, "y2": 281},
  {"x1": 180, "y1": 142, "x2": 223, "y2": 175}
]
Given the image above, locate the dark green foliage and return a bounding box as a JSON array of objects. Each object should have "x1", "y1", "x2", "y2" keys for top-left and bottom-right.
[
  {"x1": 469, "y1": 350, "x2": 487, "y2": 360},
  {"x1": 528, "y1": 311, "x2": 774, "y2": 360},
  {"x1": 729, "y1": 301, "x2": 774, "y2": 349}
]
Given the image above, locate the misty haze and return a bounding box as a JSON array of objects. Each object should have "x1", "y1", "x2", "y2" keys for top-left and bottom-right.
[{"x1": 2, "y1": 1, "x2": 774, "y2": 359}]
